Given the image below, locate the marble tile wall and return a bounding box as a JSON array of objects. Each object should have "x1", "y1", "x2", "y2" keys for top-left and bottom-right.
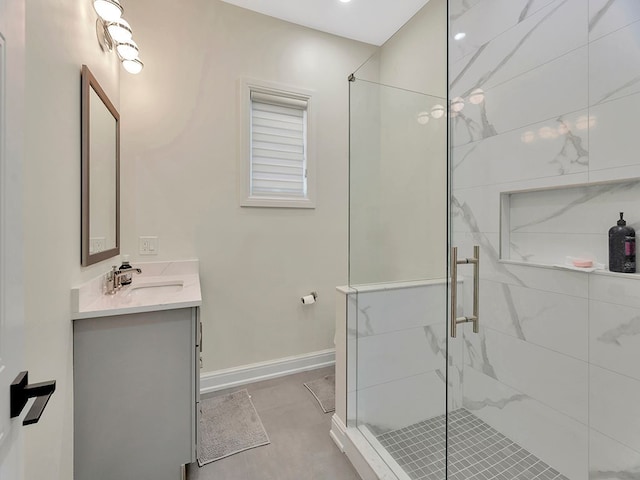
[
  {"x1": 506, "y1": 180, "x2": 640, "y2": 265},
  {"x1": 345, "y1": 281, "x2": 462, "y2": 434},
  {"x1": 451, "y1": 0, "x2": 640, "y2": 478}
]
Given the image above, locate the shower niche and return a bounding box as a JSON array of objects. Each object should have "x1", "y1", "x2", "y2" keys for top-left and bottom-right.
[{"x1": 500, "y1": 178, "x2": 640, "y2": 271}]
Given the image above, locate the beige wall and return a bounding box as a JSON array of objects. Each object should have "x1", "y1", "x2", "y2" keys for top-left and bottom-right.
[
  {"x1": 21, "y1": 1, "x2": 440, "y2": 476},
  {"x1": 380, "y1": 0, "x2": 447, "y2": 97},
  {"x1": 379, "y1": 0, "x2": 447, "y2": 281},
  {"x1": 350, "y1": 0, "x2": 448, "y2": 284},
  {"x1": 120, "y1": 0, "x2": 377, "y2": 372},
  {"x1": 24, "y1": 2, "x2": 120, "y2": 478}
]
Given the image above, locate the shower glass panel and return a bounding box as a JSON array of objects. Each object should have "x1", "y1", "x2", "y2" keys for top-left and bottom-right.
[
  {"x1": 447, "y1": 0, "x2": 592, "y2": 478},
  {"x1": 349, "y1": 72, "x2": 453, "y2": 479}
]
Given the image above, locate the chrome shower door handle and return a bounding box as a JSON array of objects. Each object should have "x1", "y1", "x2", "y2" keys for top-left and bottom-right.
[{"x1": 450, "y1": 245, "x2": 480, "y2": 338}]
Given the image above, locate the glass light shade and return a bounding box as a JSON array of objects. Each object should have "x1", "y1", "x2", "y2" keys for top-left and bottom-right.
[
  {"x1": 122, "y1": 58, "x2": 144, "y2": 74},
  {"x1": 116, "y1": 40, "x2": 139, "y2": 61},
  {"x1": 106, "y1": 18, "x2": 132, "y2": 43},
  {"x1": 93, "y1": 0, "x2": 123, "y2": 22},
  {"x1": 430, "y1": 104, "x2": 445, "y2": 119}
]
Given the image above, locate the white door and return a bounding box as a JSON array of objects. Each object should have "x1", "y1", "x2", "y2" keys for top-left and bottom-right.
[{"x1": 0, "y1": 0, "x2": 25, "y2": 478}]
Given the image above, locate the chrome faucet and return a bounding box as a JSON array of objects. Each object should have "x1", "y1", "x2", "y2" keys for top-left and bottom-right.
[{"x1": 105, "y1": 265, "x2": 142, "y2": 295}]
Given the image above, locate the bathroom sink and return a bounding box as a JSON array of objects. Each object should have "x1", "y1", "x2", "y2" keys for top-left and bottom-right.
[
  {"x1": 126, "y1": 279, "x2": 185, "y2": 299},
  {"x1": 71, "y1": 261, "x2": 202, "y2": 320}
]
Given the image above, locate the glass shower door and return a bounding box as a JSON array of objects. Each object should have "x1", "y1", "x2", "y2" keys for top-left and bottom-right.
[
  {"x1": 447, "y1": 0, "x2": 591, "y2": 478},
  {"x1": 349, "y1": 74, "x2": 454, "y2": 479}
]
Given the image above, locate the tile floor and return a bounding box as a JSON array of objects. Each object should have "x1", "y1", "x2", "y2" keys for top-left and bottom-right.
[
  {"x1": 187, "y1": 366, "x2": 360, "y2": 480},
  {"x1": 376, "y1": 409, "x2": 569, "y2": 480}
]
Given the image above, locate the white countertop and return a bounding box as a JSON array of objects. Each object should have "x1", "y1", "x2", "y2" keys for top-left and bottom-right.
[{"x1": 71, "y1": 260, "x2": 202, "y2": 320}]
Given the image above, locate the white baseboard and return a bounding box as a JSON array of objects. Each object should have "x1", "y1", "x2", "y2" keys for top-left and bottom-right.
[{"x1": 200, "y1": 348, "x2": 335, "y2": 395}]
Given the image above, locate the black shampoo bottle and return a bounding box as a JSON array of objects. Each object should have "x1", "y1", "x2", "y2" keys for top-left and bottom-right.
[{"x1": 609, "y1": 212, "x2": 636, "y2": 273}]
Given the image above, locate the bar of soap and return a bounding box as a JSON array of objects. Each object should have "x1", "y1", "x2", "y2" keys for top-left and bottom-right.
[{"x1": 572, "y1": 258, "x2": 593, "y2": 268}]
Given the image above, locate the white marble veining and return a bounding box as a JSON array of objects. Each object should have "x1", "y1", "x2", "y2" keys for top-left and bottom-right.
[
  {"x1": 453, "y1": 231, "x2": 593, "y2": 299},
  {"x1": 590, "y1": 365, "x2": 640, "y2": 454},
  {"x1": 451, "y1": 0, "x2": 587, "y2": 96},
  {"x1": 450, "y1": 0, "x2": 557, "y2": 62},
  {"x1": 453, "y1": 170, "x2": 592, "y2": 235},
  {"x1": 356, "y1": 370, "x2": 447, "y2": 434},
  {"x1": 590, "y1": 22, "x2": 640, "y2": 106},
  {"x1": 590, "y1": 300, "x2": 640, "y2": 382},
  {"x1": 507, "y1": 180, "x2": 640, "y2": 234},
  {"x1": 590, "y1": 429, "x2": 640, "y2": 479},
  {"x1": 465, "y1": 327, "x2": 589, "y2": 424},
  {"x1": 451, "y1": 46, "x2": 588, "y2": 147},
  {"x1": 588, "y1": 0, "x2": 640, "y2": 41},
  {"x1": 351, "y1": 280, "x2": 451, "y2": 337},
  {"x1": 446, "y1": 0, "x2": 640, "y2": 477},
  {"x1": 589, "y1": 91, "x2": 640, "y2": 175},
  {"x1": 343, "y1": 280, "x2": 464, "y2": 428},
  {"x1": 479, "y1": 278, "x2": 588, "y2": 360},
  {"x1": 510, "y1": 232, "x2": 604, "y2": 265},
  {"x1": 463, "y1": 367, "x2": 588, "y2": 479},
  {"x1": 356, "y1": 325, "x2": 445, "y2": 390},
  {"x1": 448, "y1": 0, "x2": 483, "y2": 22},
  {"x1": 71, "y1": 260, "x2": 201, "y2": 320},
  {"x1": 452, "y1": 110, "x2": 589, "y2": 191},
  {"x1": 504, "y1": 179, "x2": 640, "y2": 264},
  {"x1": 590, "y1": 273, "x2": 640, "y2": 309}
]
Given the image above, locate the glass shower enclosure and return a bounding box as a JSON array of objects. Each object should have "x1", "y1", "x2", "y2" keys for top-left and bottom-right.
[
  {"x1": 345, "y1": 0, "x2": 621, "y2": 477},
  {"x1": 348, "y1": 53, "x2": 454, "y2": 478},
  {"x1": 347, "y1": 61, "x2": 578, "y2": 480}
]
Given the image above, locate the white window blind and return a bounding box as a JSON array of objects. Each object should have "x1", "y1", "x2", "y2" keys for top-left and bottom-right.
[{"x1": 250, "y1": 91, "x2": 308, "y2": 199}]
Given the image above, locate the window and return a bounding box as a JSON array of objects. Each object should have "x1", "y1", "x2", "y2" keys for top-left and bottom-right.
[{"x1": 240, "y1": 79, "x2": 315, "y2": 208}]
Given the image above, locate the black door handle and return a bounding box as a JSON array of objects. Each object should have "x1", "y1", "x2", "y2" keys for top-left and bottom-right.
[{"x1": 10, "y1": 371, "x2": 56, "y2": 426}]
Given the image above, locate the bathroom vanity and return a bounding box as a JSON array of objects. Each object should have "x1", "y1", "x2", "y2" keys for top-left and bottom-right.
[{"x1": 71, "y1": 261, "x2": 202, "y2": 480}]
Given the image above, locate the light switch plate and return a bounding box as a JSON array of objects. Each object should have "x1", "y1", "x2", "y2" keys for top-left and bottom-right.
[{"x1": 139, "y1": 236, "x2": 159, "y2": 255}]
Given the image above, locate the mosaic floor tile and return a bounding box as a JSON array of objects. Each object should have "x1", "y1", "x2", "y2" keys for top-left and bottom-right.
[{"x1": 376, "y1": 409, "x2": 569, "y2": 480}]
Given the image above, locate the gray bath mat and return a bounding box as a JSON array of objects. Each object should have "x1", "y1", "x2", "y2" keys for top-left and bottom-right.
[
  {"x1": 197, "y1": 389, "x2": 270, "y2": 466},
  {"x1": 304, "y1": 374, "x2": 335, "y2": 413}
]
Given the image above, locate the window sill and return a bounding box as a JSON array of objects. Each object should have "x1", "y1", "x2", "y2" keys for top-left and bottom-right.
[{"x1": 240, "y1": 196, "x2": 316, "y2": 209}]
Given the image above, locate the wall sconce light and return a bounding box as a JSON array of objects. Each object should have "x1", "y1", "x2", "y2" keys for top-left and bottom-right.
[
  {"x1": 122, "y1": 58, "x2": 144, "y2": 74},
  {"x1": 93, "y1": 0, "x2": 123, "y2": 22},
  {"x1": 106, "y1": 18, "x2": 132, "y2": 43},
  {"x1": 93, "y1": 0, "x2": 144, "y2": 74},
  {"x1": 116, "y1": 40, "x2": 139, "y2": 61}
]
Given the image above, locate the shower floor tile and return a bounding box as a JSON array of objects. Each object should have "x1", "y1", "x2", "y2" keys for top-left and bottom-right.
[{"x1": 376, "y1": 408, "x2": 569, "y2": 480}]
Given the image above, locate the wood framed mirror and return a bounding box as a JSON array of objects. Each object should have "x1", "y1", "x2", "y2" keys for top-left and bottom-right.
[{"x1": 81, "y1": 65, "x2": 120, "y2": 266}]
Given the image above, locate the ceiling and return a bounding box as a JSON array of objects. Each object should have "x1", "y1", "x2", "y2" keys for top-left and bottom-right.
[{"x1": 219, "y1": 0, "x2": 431, "y2": 46}]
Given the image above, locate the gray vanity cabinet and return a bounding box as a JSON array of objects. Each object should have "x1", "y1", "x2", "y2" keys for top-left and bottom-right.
[{"x1": 73, "y1": 307, "x2": 200, "y2": 480}]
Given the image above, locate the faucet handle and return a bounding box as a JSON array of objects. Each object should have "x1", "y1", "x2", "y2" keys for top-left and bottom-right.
[
  {"x1": 105, "y1": 266, "x2": 116, "y2": 280},
  {"x1": 104, "y1": 266, "x2": 119, "y2": 295}
]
